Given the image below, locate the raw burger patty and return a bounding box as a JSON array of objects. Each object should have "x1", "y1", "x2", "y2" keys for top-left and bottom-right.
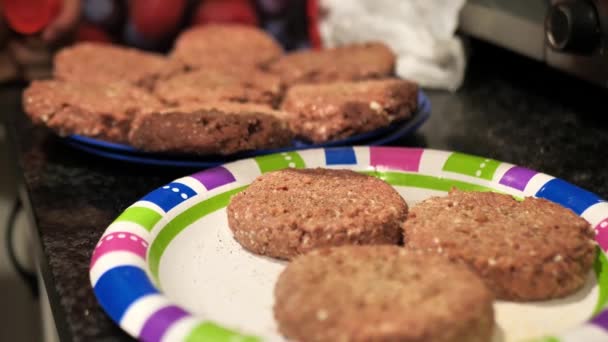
[
  {"x1": 171, "y1": 24, "x2": 283, "y2": 69},
  {"x1": 281, "y1": 78, "x2": 418, "y2": 143},
  {"x1": 23, "y1": 80, "x2": 162, "y2": 143},
  {"x1": 154, "y1": 67, "x2": 282, "y2": 107},
  {"x1": 267, "y1": 42, "x2": 396, "y2": 86},
  {"x1": 128, "y1": 102, "x2": 292, "y2": 155},
  {"x1": 54, "y1": 42, "x2": 183, "y2": 89},
  {"x1": 403, "y1": 189, "x2": 597, "y2": 301},
  {"x1": 226, "y1": 168, "x2": 408, "y2": 260},
  {"x1": 274, "y1": 245, "x2": 495, "y2": 342}
]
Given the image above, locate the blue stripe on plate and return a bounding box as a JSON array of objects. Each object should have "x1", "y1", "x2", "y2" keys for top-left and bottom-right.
[
  {"x1": 324, "y1": 147, "x2": 357, "y2": 165},
  {"x1": 93, "y1": 266, "x2": 159, "y2": 322},
  {"x1": 535, "y1": 178, "x2": 603, "y2": 215},
  {"x1": 140, "y1": 182, "x2": 197, "y2": 212}
]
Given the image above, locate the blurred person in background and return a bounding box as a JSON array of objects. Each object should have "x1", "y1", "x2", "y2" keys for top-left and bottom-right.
[{"x1": 0, "y1": 0, "x2": 314, "y2": 82}]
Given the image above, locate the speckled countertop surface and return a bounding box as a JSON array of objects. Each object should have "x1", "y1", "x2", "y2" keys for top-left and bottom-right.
[{"x1": 4, "y1": 41, "x2": 608, "y2": 341}]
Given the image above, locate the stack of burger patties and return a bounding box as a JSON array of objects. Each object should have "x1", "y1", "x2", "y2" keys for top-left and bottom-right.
[{"x1": 23, "y1": 24, "x2": 418, "y2": 155}]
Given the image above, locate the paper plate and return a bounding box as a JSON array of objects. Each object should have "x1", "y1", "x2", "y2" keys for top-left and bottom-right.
[
  {"x1": 89, "y1": 146, "x2": 608, "y2": 342},
  {"x1": 64, "y1": 90, "x2": 430, "y2": 168}
]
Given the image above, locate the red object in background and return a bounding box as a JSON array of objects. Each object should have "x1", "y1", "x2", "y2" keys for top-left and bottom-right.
[
  {"x1": 130, "y1": 0, "x2": 186, "y2": 40},
  {"x1": 75, "y1": 22, "x2": 113, "y2": 43},
  {"x1": 307, "y1": 0, "x2": 321, "y2": 49},
  {"x1": 193, "y1": 0, "x2": 258, "y2": 26},
  {"x1": 1, "y1": 0, "x2": 61, "y2": 34}
]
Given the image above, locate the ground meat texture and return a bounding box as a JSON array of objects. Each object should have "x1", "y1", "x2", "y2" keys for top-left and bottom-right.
[
  {"x1": 154, "y1": 67, "x2": 283, "y2": 107},
  {"x1": 54, "y1": 42, "x2": 184, "y2": 89},
  {"x1": 274, "y1": 245, "x2": 494, "y2": 342},
  {"x1": 227, "y1": 168, "x2": 408, "y2": 260},
  {"x1": 281, "y1": 78, "x2": 418, "y2": 143},
  {"x1": 267, "y1": 42, "x2": 396, "y2": 86},
  {"x1": 170, "y1": 24, "x2": 283, "y2": 69},
  {"x1": 23, "y1": 80, "x2": 163, "y2": 143},
  {"x1": 403, "y1": 190, "x2": 597, "y2": 301},
  {"x1": 127, "y1": 102, "x2": 292, "y2": 155}
]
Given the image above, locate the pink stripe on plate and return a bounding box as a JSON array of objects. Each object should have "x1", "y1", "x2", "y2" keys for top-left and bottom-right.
[
  {"x1": 370, "y1": 146, "x2": 423, "y2": 172},
  {"x1": 596, "y1": 218, "x2": 608, "y2": 251},
  {"x1": 90, "y1": 232, "x2": 148, "y2": 268}
]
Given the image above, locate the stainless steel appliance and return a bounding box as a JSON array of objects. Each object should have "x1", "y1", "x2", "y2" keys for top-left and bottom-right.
[{"x1": 460, "y1": 0, "x2": 608, "y2": 87}]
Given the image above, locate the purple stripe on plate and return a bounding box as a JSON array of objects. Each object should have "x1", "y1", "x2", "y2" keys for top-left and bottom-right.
[
  {"x1": 499, "y1": 166, "x2": 537, "y2": 191},
  {"x1": 191, "y1": 167, "x2": 236, "y2": 191},
  {"x1": 591, "y1": 310, "x2": 608, "y2": 331},
  {"x1": 140, "y1": 306, "x2": 189, "y2": 342}
]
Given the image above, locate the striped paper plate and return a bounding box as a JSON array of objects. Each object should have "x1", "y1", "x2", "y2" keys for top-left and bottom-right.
[{"x1": 89, "y1": 146, "x2": 608, "y2": 342}]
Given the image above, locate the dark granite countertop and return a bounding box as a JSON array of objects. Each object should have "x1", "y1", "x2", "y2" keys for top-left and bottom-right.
[{"x1": 4, "y1": 41, "x2": 608, "y2": 341}]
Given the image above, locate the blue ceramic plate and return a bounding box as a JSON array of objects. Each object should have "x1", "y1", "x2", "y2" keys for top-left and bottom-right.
[{"x1": 63, "y1": 90, "x2": 431, "y2": 168}]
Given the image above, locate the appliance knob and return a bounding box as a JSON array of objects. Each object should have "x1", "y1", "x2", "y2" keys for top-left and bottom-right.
[{"x1": 546, "y1": 1, "x2": 601, "y2": 54}]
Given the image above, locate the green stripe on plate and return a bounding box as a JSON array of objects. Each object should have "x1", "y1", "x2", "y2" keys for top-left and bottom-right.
[
  {"x1": 362, "y1": 171, "x2": 496, "y2": 192},
  {"x1": 185, "y1": 322, "x2": 260, "y2": 342},
  {"x1": 442, "y1": 152, "x2": 501, "y2": 180},
  {"x1": 594, "y1": 249, "x2": 608, "y2": 315},
  {"x1": 255, "y1": 152, "x2": 305, "y2": 173},
  {"x1": 114, "y1": 206, "x2": 162, "y2": 232},
  {"x1": 524, "y1": 336, "x2": 561, "y2": 342},
  {"x1": 148, "y1": 186, "x2": 248, "y2": 283}
]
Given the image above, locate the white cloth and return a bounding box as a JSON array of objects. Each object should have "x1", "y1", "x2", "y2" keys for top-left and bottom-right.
[{"x1": 319, "y1": 0, "x2": 467, "y2": 91}]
